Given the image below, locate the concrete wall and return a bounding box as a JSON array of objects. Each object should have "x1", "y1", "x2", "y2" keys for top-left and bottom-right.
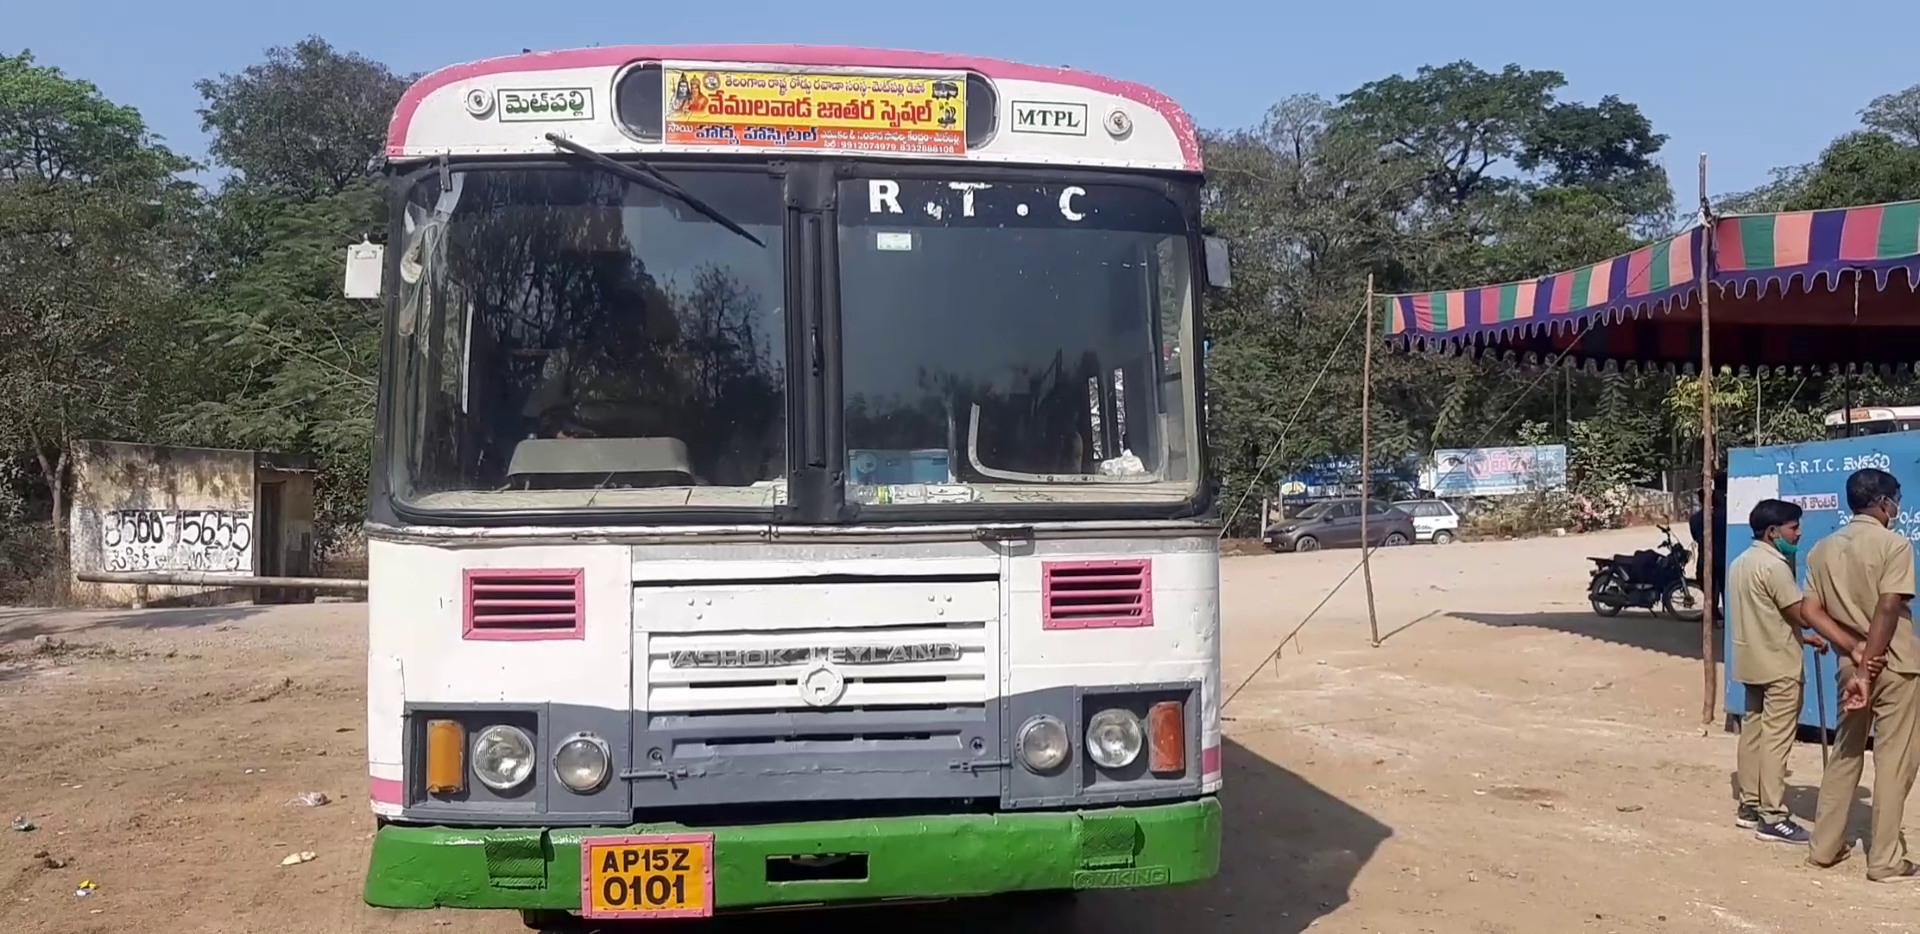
[{"x1": 67, "y1": 440, "x2": 317, "y2": 607}]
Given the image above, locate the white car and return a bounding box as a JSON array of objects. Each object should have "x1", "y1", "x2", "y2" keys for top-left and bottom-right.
[{"x1": 1393, "y1": 498, "x2": 1461, "y2": 544}]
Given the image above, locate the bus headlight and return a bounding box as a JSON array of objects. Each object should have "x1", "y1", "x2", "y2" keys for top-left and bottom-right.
[
  {"x1": 1016, "y1": 715, "x2": 1071, "y2": 772},
  {"x1": 1086, "y1": 708, "x2": 1145, "y2": 769},
  {"x1": 553, "y1": 732, "x2": 611, "y2": 793},
  {"x1": 471, "y1": 724, "x2": 536, "y2": 791}
]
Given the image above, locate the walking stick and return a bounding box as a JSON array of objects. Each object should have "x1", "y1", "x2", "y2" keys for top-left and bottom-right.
[{"x1": 1813, "y1": 649, "x2": 1831, "y2": 768}]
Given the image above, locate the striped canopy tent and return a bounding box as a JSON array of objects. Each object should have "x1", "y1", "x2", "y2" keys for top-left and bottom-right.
[{"x1": 1382, "y1": 199, "x2": 1920, "y2": 372}]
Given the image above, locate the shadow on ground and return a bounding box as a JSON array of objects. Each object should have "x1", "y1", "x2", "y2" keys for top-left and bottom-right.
[
  {"x1": 1714, "y1": 769, "x2": 1876, "y2": 842},
  {"x1": 0, "y1": 604, "x2": 273, "y2": 642},
  {"x1": 1449, "y1": 610, "x2": 1708, "y2": 660},
  {"x1": 543, "y1": 739, "x2": 1390, "y2": 933}
]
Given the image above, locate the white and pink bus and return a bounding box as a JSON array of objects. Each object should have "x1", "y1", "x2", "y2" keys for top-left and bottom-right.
[{"x1": 348, "y1": 44, "x2": 1225, "y2": 926}]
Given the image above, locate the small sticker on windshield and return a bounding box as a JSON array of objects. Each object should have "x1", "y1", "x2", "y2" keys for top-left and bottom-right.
[{"x1": 875, "y1": 231, "x2": 914, "y2": 251}]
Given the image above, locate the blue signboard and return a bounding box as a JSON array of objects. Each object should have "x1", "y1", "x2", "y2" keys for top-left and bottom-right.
[
  {"x1": 1724, "y1": 434, "x2": 1920, "y2": 729},
  {"x1": 1277, "y1": 456, "x2": 1421, "y2": 502},
  {"x1": 1424, "y1": 444, "x2": 1568, "y2": 497}
]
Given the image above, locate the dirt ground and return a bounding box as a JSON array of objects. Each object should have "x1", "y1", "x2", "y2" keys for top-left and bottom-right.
[{"x1": 4, "y1": 528, "x2": 1915, "y2": 933}]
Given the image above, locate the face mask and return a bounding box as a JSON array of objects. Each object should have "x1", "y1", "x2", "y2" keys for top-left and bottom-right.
[
  {"x1": 1875, "y1": 497, "x2": 1902, "y2": 527},
  {"x1": 1773, "y1": 539, "x2": 1798, "y2": 559}
]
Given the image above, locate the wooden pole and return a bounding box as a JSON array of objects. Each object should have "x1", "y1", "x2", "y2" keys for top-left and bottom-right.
[
  {"x1": 1361, "y1": 274, "x2": 1382, "y2": 648},
  {"x1": 1697, "y1": 153, "x2": 1719, "y2": 732}
]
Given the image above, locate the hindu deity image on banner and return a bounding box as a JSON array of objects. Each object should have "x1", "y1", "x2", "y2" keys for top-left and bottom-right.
[{"x1": 662, "y1": 66, "x2": 968, "y2": 155}]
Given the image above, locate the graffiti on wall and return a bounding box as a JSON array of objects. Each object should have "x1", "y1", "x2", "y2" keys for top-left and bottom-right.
[{"x1": 101, "y1": 509, "x2": 254, "y2": 573}]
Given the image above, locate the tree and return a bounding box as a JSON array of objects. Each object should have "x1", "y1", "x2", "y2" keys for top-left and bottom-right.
[
  {"x1": 1783, "y1": 131, "x2": 1920, "y2": 210},
  {"x1": 1331, "y1": 61, "x2": 1672, "y2": 232},
  {"x1": 1720, "y1": 87, "x2": 1920, "y2": 213},
  {"x1": 1520, "y1": 95, "x2": 1673, "y2": 230},
  {"x1": 194, "y1": 36, "x2": 415, "y2": 197},
  {"x1": 174, "y1": 38, "x2": 411, "y2": 538},
  {"x1": 1333, "y1": 62, "x2": 1562, "y2": 212},
  {"x1": 1200, "y1": 65, "x2": 1682, "y2": 532},
  {"x1": 169, "y1": 184, "x2": 385, "y2": 526},
  {"x1": 1862, "y1": 84, "x2": 1920, "y2": 147},
  {"x1": 0, "y1": 50, "x2": 194, "y2": 546},
  {"x1": 1200, "y1": 96, "x2": 1434, "y2": 524}
]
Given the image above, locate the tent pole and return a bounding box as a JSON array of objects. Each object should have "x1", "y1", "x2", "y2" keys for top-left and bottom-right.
[
  {"x1": 1361, "y1": 273, "x2": 1382, "y2": 648},
  {"x1": 1697, "y1": 153, "x2": 1719, "y2": 733},
  {"x1": 1844, "y1": 375, "x2": 1855, "y2": 437}
]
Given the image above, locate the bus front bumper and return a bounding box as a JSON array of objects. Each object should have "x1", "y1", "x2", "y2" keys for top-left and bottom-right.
[{"x1": 365, "y1": 797, "x2": 1221, "y2": 913}]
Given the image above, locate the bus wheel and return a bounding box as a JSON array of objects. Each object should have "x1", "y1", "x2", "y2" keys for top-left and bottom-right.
[
  {"x1": 520, "y1": 910, "x2": 580, "y2": 931},
  {"x1": 1002, "y1": 890, "x2": 1079, "y2": 917}
]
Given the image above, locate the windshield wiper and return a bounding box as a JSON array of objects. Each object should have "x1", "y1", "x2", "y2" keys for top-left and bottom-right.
[{"x1": 544, "y1": 133, "x2": 766, "y2": 248}]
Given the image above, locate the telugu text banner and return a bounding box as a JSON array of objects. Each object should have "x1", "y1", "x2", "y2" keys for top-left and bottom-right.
[{"x1": 662, "y1": 66, "x2": 968, "y2": 155}]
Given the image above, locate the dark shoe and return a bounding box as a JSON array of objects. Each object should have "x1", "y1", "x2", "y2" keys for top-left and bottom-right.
[
  {"x1": 1808, "y1": 846, "x2": 1854, "y2": 869},
  {"x1": 1735, "y1": 804, "x2": 1760, "y2": 829},
  {"x1": 1868, "y1": 861, "x2": 1920, "y2": 883},
  {"x1": 1755, "y1": 820, "x2": 1811, "y2": 845}
]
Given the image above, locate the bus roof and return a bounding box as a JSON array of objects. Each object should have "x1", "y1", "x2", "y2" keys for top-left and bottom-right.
[
  {"x1": 386, "y1": 45, "x2": 1200, "y2": 173},
  {"x1": 1822, "y1": 406, "x2": 1920, "y2": 426}
]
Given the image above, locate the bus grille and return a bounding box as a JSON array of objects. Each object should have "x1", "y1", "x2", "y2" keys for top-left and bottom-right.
[
  {"x1": 642, "y1": 620, "x2": 990, "y2": 712},
  {"x1": 628, "y1": 575, "x2": 1004, "y2": 806}
]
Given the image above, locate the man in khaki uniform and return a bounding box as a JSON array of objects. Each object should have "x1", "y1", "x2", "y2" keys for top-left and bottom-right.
[
  {"x1": 1730, "y1": 498, "x2": 1846, "y2": 843},
  {"x1": 1805, "y1": 467, "x2": 1920, "y2": 880}
]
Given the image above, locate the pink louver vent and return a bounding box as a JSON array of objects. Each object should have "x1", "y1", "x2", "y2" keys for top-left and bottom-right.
[
  {"x1": 462, "y1": 569, "x2": 585, "y2": 641},
  {"x1": 1041, "y1": 560, "x2": 1153, "y2": 630}
]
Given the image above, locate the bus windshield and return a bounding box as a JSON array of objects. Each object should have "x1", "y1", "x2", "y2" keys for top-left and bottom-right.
[
  {"x1": 387, "y1": 165, "x2": 1202, "y2": 515},
  {"x1": 392, "y1": 165, "x2": 788, "y2": 510},
  {"x1": 836, "y1": 176, "x2": 1199, "y2": 507},
  {"x1": 1828, "y1": 420, "x2": 1902, "y2": 438}
]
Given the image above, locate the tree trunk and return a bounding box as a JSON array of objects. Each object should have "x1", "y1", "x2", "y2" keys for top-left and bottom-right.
[
  {"x1": 51, "y1": 448, "x2": 70, "y2": 603},
  {"x1": 30, "y1": 441, "x2": 58, "y2": 543},
  {"x1": 50, "y1": 449, "x2": 67, "y2": 539},
  {"x1": 26, "y1": 434, "x2": 72, "y2": 604}
]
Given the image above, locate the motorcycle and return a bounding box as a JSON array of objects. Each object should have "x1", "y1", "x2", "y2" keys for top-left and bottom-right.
[{"x1": 1586, "y1": 525, "x2": 1707, "y2": 622}]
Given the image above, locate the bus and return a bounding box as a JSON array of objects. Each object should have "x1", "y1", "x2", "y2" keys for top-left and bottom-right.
[
  {"x1": 1824, "y1": 406, "x2": 1920, "y2": 438},
  {"x1": 347, "y1": 45, "x2": 1226, "y2": 926}
]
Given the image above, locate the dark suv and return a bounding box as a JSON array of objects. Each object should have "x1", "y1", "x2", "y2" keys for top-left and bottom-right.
[{"x1": 1264, "y1": 498, "x2": 1416, "y2": 553}]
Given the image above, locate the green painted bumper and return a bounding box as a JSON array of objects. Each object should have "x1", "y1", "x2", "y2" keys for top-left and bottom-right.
[{"x1": 365, "y1": 797, "x2": 1221, "y2": 912}]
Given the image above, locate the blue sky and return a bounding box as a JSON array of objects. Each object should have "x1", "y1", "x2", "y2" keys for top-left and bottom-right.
[{"x1": 12, "y1": 0, "x2": 1919, "y2": 199}]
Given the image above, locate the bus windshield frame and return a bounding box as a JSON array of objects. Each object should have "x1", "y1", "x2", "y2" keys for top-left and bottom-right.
[{"x1": 375, "y1": 157, "x2": 1211, "y2": 528}]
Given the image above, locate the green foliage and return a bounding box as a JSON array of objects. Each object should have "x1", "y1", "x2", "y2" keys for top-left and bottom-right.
[
  {"x1": 156, "y1": 39, "x2": 409, "y2": 543},
  {"x1": 0, "y1": 50, "x2": 196, "y2": 546},
  {"x1": 1204, "y1": 64, "x2": 1680, "y2": 531},
  {"x1": 194, "y1": 36, "x2": 416, "y2": 197},
  {"x1": 1719, "y1": 87, "x2": 1920, "y2": 213},
  {"x1": 1783, "y1": 131, "x2": 1920, "y2": 210},
  {"x1": 1861, "y1": 85, "x2": 1920, "y2": 146},
  {"x1": 168, "y1": 184, "x2": 384, "y2": 534}
]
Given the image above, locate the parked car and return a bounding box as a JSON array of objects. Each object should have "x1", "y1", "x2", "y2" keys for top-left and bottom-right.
[
  {"x1": 1393, "y1": 498, "x2": 1462, "y2": 544},
  {"x1": 1264, "y1": 498, "x2": 1415, "y2": 553}
]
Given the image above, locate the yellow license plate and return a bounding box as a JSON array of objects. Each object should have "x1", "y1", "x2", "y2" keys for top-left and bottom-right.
[{"x1": 581, "y1": 833, "x2": 715, "y2": 920}]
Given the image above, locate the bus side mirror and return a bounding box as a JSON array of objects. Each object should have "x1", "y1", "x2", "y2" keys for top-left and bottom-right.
[
  {"x1": 344, "y1": 239, "x2": 385, "y2": 299},
  {"x1": 1203, "y1": 236, "x2": 1231, "y2": 290}
]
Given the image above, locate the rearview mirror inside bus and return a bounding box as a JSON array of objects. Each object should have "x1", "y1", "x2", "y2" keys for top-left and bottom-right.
[{"x1": 1203, "y1": 236, "x2": 1231, "y2": 290}]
